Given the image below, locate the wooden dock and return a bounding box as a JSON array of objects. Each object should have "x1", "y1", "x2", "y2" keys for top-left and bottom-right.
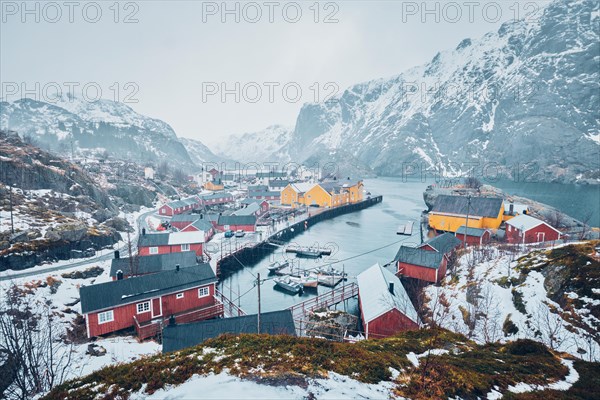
[{"x1": 287, "y1": 282, "x2": 359, "y2": 334}]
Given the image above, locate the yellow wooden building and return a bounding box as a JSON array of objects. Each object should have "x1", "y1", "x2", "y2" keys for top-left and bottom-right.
[
  {"x1": 204, "y1": 179, "x2": 224, "y2": 191},
  {"x1": 428, "y1": 195, "x2": 505, "y2": 233},
  {"x1": 282, "y1": 180, "x2": 364, "y2": 208}
]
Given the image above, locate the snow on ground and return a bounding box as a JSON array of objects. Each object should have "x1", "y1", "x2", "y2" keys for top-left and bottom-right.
[
  {"x1": 425, "y1": 243, "x2": 600, "y2": 361},
  {"x1": 131, "y1": 370, "x2": 397, "y2": 400},
  {"x1": 507, "y1": 359, "x2": 579, "y2": 394}
]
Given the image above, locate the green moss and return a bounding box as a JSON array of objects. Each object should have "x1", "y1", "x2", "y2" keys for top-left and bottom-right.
[{"x1": 512, "y1": 288, "x2": 527, "y2": 314}]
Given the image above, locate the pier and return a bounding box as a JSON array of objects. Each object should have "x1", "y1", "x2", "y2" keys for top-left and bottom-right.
[
  {"x1": 215, "y1": 195, "x2": 383, "y2": 278},
  {"x1": 287, "y1": 282, "x2": 359, "y2": 336}
]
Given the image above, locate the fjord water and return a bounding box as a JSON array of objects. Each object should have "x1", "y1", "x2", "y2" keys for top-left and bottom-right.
[{"x1": 221, "y1": 178, "x2": 600, "y2": 314}]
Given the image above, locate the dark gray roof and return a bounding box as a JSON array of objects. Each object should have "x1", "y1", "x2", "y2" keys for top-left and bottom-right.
[
  {"x1": 187, "y1": 219, "x2": 213, "y2": 231},
  {"x1": 162, "y1": 310, "x2": 296, "y2": 353},
  {"x1": 240, "y1": 198, "x2": 266, "y2": 205},
  {"x1": 171, "y1": 214, "x2": 201, "y2": 223},
  {"x1": 109, "y1": 251, "x2": 200, "y2": 277},
  {"x1": 80, "y1": 264, "x2": 217, "y2": 314},
  {"x1": 421, "y1": 233, "x2": 461, "y2": 254},
  {"x1": 269, "y1": 179, "x2": 289, "y2": 187},
  {"x1": 318, "y1": 181, "x2": 342, "y2": 193},
  {"x1": 248, "y1": 185, "x2": 268, "y2": 192},
  {"x1": 395, "y1": 246, "x2": 444, "y2": 269},
  {"x1": 200, "y1": 192, "x2": 233, "y2": 200},
  {"x1": 456, "y1": 226, "x2": 490, "y2": 237},
  {"x1": 431, "y1": 195, "x2": 503, "y2": 218},
  {"x1": 218, "y1": 215, "x2": 257, "y2": 226},
  {"x1": 138, "y1": 232, "x2": 170, "y2": 247},
  {"x1": 248, "y1": 191, "x2": 280, "y2": 198},
  {"x1": 256, "y1": 171, "x2": 286, "y2": 178}
]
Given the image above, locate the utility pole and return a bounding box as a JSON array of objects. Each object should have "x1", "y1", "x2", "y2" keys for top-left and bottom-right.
[
  {"x1": 257, "y1": 273, "x2": 261, "y2": 334},
  {"x1": 9, "y1": 186, "x2": 14, "y2": 234},
  {"x1": 463, "y1": 195, "x2": 471, "y2": 250}
]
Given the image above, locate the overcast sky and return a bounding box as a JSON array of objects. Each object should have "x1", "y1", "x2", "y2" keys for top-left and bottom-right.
[{"x1": 1, "y1": 0, "x2": 550, "y2": 146}]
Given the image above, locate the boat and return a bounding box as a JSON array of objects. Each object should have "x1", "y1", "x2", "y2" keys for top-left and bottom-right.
[
  {"x1": 295, "y1": 249, "x2": 322, "y2": 259},
  {"x1": 316, "y1": 265, "x2": 347, "y2": 278},
  {"x1": 273, "y1": 277, "x2": 303, "y2": 294},
  {"x1": 267, "y1": 261, "x2": 289, "y2": 273},
  {"x1": 317, "y1": 274, "x2": 343, "y2": 288},
  {"x1": 289, "y1": 272, "x2": 319, "y2": 288}
]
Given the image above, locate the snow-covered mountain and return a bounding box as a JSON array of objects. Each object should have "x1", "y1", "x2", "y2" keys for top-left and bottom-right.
[
  {"x1": 214, "y1": 124, "x2": 293, "y2": 163},
  {"x1": 218, "y1": 0, "x2": 599, "y2": 183},
  {"x1": 0, "y1": 96, "x2": 219, "y2": 170},
  {"x1": 179, "y1": 137, "x2": 231, "y2": 166}
]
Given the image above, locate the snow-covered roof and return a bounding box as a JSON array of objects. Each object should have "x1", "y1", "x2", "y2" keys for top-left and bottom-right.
[
  {"x1": 505, "y1": 214, "x2": 560, "y2": 233},
  {"x1": 357, "y1": 263, "x2": 419, "y2": 325},
  {"x1": 290, "y1": 182, "x2": 314, "y2": 194},
  {"x1": 168, "y1": 231, "x2": 205, "y2": 245}
]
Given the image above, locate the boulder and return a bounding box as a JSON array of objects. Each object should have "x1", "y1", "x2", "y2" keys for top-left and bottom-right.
[
  {"x1": 45, "y1": 222, "x2": 88, "y2": 242},
  {"x1": 101, "y1": 217, "x2": 133, "y2": 233}
]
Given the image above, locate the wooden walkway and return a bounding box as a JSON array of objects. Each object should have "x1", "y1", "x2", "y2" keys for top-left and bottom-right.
[{"x1": 287, "y1": 283, "x2": 359, "y2": 331}]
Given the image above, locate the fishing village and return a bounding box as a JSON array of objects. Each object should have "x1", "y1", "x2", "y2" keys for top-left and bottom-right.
[{"x1": 68, "y1": 168, "x2": 597, "y2": 351}]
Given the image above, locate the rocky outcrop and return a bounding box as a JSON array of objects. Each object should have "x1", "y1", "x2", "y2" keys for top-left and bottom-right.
[{"x1": 108, "y1": 184, "x2": 156, "y2": 207}]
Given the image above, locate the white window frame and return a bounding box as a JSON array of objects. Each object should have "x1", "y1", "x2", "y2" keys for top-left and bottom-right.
[
  {"x1": 98, "y1": 310, "x2": 114, "y2": 324},
  {"x1": 149, "y1": 247, "x2": 158, "y2": 255},
  {"x1": 137, "y1": 301, "x2": 151, "y2": 314},
  {"x1": 181, "y1": 243, "x2": 190, "y2": 252},
  {"x1": 176, "y1": 293, "x2": 184, "y2": 299},
  {"x1": 198, "y1": 287, "x2": 210, "y2": 298}
]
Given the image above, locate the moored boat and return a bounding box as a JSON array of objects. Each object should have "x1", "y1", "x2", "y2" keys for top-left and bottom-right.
[
  {"x1": 268, "y1": 261, "x2": 289, "y2": 273},
  {"x1": 289, "y1": 272, "x2": 319, "y2": 288},
  {"x1": 274, "y1": 277, "x2": 304, "y2": 294}
]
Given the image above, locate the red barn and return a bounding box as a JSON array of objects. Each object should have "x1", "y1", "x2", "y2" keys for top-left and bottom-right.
[
  {"x1": 138, "y1": 231, "x2": 204, "y2": 257},
  {"x1": 159, "y1": 198, "x2": 199, "y2": 216},
  {"x1": 199, "y1": 192, "x2": 234, "y2": 206},
  {"x1": 357, "y1": 263, "x2": 420, "y2": 339},
  {"x1": 80, "y1": 264, "x2": 222, "y2": 339},
  {"x1": 216, "y1": 215, "x2": 256, "y2": 232},
  {"x1": 505, "y1": 214, "x2": 561, "y2": 244},
  {"x1": 455, "y1": 226, "x2": 492, "y2": 246},
  {"x1": 395, "y1": 246, "x2": 447, "y2": 284}
]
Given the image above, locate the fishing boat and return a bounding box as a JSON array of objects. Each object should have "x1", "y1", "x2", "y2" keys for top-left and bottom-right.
[
  {"x1": 289, "y1": 272, "x2": 319, "y2": 288},
  {"x1": 316, "y1": 265, "x2": 347, "y2": 278},
  {"x1": 317, "y1": 274, "x2": 343, "y2": 288},
  {"x1": 273, "y1": 277, "x2": 303, "y2": 294},
  {"x1": 267, "y1": 261, "x2": 289, "y2": 273},
  {"x1": 295, "y1": 249, "x2": 322, "y2": 258}
]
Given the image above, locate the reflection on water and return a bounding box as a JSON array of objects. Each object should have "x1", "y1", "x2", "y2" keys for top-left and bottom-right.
[{"x1": 220, "y1": 177, "x2": 600, "y2": 315}]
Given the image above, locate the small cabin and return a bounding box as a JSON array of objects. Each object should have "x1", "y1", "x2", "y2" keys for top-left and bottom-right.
[
  {"x1": 138, "y1": 231, "x2": 204, "y2": 257},
  {"x1": 395, "y1": 246, "x2": 446, "y2": 284},
  {"x1": 505, "y1": 214, "x2": 561, "y2": 244},
  {"x1": 455, "y1": 226, "x2": 492, "y2": 246},
  {"x1": 357, "y1": 263, "x2": 420, "y2": 339}
]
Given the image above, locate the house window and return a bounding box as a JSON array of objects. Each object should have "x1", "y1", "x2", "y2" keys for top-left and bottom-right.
[
  {"x1": 98, "y1": 310, "x2": 114, "y2": 324},
  {"x1": 137, "y1": 301, "x2": 150, "y2": 314},
  {"x1": 198, "y1": 287, "x2": 210, "y2": 298},
  {"x1": 181, "y1": 243, "x2": 190, "y2": 251},
  {"x1": 149, "y1": 247, "x2": 158, "y2": 255},
  {"x1": 176, "y1": 293, "x2": 184, "y2": 299}
]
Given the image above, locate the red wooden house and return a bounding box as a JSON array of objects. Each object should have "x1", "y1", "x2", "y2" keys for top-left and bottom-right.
[
  {"x1": 80, "y1": 264, "x2": 222, "y2": 339},
  {"x1": 240, "y1": 198, "x2": 269, "y2": 215},
  {"x1": 505, "y1": 214, "x2": 561, "y2": 244},
  {"x1": 216, "y1": 215, "x2": 256, "y2": 232},
  {"x1": 418, "y1": 232, "x2": 462, "y2": 257},
  {"x1": 138, "y1": 231, "x2": 204, "y2": 257},
  {"x1": 455, "y1": 225, "x2": 492, "y2": 246},
  {"x1": 357, "y1": 263, "x2": 420, "y2": 339},
  {"x1": 170, "y1": 214, "x2": 201, "y2": 230},
  {"x1": 159, "y1": 197, "x2": 200, "y2": 216},
  {"x1": 181, "y1": 219, "x2": 215, "y2": 242},
  {"x1": 199, "y1": 192, "x2": 234, "y2": 206},
  {"x1": 395, "y1": 246, "x2": 446, "y2": 284}
]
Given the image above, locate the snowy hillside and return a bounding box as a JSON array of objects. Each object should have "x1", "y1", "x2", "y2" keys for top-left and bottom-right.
[
  {"x1": 0, "y1": 96, "x2": 208, "y2": 170},
  {"x1": 217, "y1": 0, "x2": 599, "y2": 183},
  {"x1": 426, "y1": 241, "x2": 600, "y2": 362},
  {"x1": 214, "y1": 124, "x2": 293, "y2": 163},
  {"x1": 179, "y1": 137, "x2": 230, "y2": 167}
]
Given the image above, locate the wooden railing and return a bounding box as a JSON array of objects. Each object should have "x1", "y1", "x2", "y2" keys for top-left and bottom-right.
[
  {"x1": 215, "y1": 289, "x2": 246, "y2": 317},
  {"x1": 133, "y1": 299, "x2": 225, "y2": 340},
  {"x1": 287, "y1": 283, "x2": 359, "y2": 321}
]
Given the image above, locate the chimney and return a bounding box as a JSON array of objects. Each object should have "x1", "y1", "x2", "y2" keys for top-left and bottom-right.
[
  {"x1": 388, "y1": 282, "x2": 394, "y2": 295},
  {"x1": 114, "y1": 250, "x2": 120, "y2": 259},
  {"x1": 509, "y1": 204, "x2": 514, "y2": 215},
  {"x1": 142, "y1": 228, "x2": 146, "y2": 236},
  {"x1": 176, "y1": 264, "x2": 180, "y2": 272},
  {"x1": 116, "y1": 270, "x2": 124, "y2": 280}
]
